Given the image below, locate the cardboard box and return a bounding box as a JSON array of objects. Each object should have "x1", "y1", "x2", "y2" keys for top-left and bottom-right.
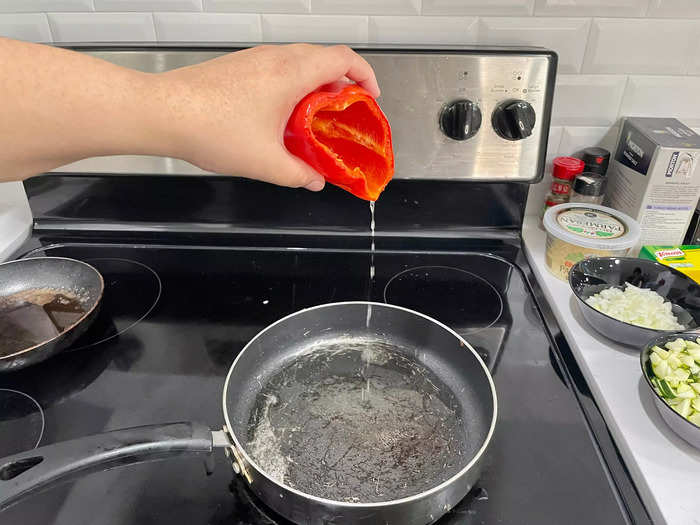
[
  {"x1": 604, "y1": 117, "x2": 700, "y2": 248},
  {"x1": 638, "y1": 245, "x2": 700, "y2": 283}
]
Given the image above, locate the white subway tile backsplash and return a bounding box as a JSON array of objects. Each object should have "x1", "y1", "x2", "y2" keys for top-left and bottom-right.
[
  {"x1": 0, "y1": 13, "x2": 52, "y2": 42},
  {"x1": 95, "y1": 0, "x2": 202, "y2": 11},
  {"x1": 583, "y1": 18, "x2": 697, "y2": 75},
  {"x1": 647, "y1": 0, "x2": 700, "y2": 18},
  {"x1": 552, "y1": 75, "x2": 626, "y2": 126},
  {"x1": 48, "y1": 13, "x2": 156, "y2": 42},
  {"x1": 154, "y1": 12, "x2": 260, "y2": 41},
  {"x1": 262, "y1": 14, "x2": 367, "y2": 42},
  {"x1": 312, "y1": 0, "x2": 419, "y2": 15},
  {"x1": 0, "y1": 1, "x2": 92, "y2": 12},
  {"x1": 534, "y1": 0, "x2": 648, "y2": 17},
  {"x1": 688, "y1": 35, "x2": 700, "y2": 75},
  {"x1": 619, "y1": 75, "x2": 700, "y2": 126},
  {"x1": 369, "y1": 16, "x2": 477, "y2": 44},
  {"x1": 423, "y1": 0, "x2": 534, "y2": 16},
  {"x1": 558, "y1": 126, "x2": 619, "y2": 158},
  {"x1": 205, "y1": 0, "x2": 309, "y2": 13},
  {"x1": 477, "y1": 17, "x2": 589, "y2": 74}
]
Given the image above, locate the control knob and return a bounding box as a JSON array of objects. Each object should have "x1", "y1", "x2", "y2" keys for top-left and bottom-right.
[
  {"x1": 492, "y1": 100, "x2": 536, "y2": 141},
  {"x1": 439, "y1": 99, "x2": 482, "y2": 141}
]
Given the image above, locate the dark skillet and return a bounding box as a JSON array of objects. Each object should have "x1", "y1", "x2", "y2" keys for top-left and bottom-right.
[
  {"x1": 0, "y1": 302, "x2": 496, "y2": 525},
  {"x1": 0, "y1": 257, "x2": 104, "y2": 372}
]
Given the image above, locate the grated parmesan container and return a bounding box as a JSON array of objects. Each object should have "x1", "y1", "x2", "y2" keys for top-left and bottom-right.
[{"x1": 543, "y1": 203, "x2": 640, "y2": 281}]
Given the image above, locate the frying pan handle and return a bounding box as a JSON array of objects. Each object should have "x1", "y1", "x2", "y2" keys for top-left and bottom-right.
[{"x1": 0, "y1": 421, "x2": 213, "y2": 511}]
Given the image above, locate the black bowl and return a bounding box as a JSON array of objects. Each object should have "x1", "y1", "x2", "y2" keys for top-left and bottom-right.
[
  {"x1": 640, "y1": 333, "x2": 700, "y2": 449},
  {"x1": 569, "y1": 257, "x2": 700, "y2": 347}
]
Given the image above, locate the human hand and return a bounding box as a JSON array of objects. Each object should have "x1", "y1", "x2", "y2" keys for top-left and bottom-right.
[{"x1": 156, "y1": 44, "x2": 380, "y2": 192}]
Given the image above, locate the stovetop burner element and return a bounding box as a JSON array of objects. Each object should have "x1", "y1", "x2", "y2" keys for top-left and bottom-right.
[
  {"x1": 58, "y1": 258, "x2": 161, "y2": 351},
  {"x1": 0, "y1": 245, "x2": 641, "y2": 525},
  {"x1": 383, "y1": 266, "x2": 503, "y2": 335},
  {"x1": 0, "y1": 388, "x2": 45, "y2": 457}
]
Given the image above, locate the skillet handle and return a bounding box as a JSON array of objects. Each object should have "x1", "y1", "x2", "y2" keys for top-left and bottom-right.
[{"x1": 0, "y1": 421, "x2": 213, "y2": 511}]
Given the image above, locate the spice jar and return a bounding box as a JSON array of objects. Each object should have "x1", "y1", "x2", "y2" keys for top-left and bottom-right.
[
  {"x1": 579, "y1": 147, "x2": 610, "y2": 176},
  {"x1": 541, "y1": 156, "x2": 585, "y2": 220},
  {"x1": 570, "y1": 172, "x2": 606, "y2": 204}
]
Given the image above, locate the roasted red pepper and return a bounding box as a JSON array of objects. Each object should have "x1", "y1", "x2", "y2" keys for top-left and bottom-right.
[{"x1": 284, "y1": 84, "x2": 394, "y2": 201}]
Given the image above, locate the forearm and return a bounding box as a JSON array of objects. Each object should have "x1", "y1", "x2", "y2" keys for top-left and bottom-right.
[
  {"x1": 0, "y1": 41, "x2": 378, "y2": 190},
  {"x1": 0, "y1": 38, "x2": 174, "y2": 182}
]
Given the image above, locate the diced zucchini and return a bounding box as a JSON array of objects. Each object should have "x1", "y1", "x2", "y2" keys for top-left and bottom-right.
[
  {"x1": 674, "y1": 368, "x2": 691, "y2": 382},
  {"x1": 652, "y1": 339, "x2": 700, "y2": 425},
  {"x1": 676, "y1": 383, "x2": 696, "y2": 399},
  {"x1": 686, "y1": 347, "x2": 700, "y2": 359},
  {"x1": 680, "y1": 355, "x2": 696, "y2": 367},
  {"x1": 658, "y1": 379, "x2": 676, "y2": 399},
  {"x1": 673, "y1": 399, "x2": 692, "y2": 418},
  {"x1": 653, "y1": 360, "x2": 671, "y2": 379},
  {"x1": 666, "y1": 338, "x2": 687, "y2": 352},
  {"x1": 652, "y1": 346, "x2": 670, "y2": 360},
  {"x1": 668, "y1": 354, "x2": 682, "y2": 369}
]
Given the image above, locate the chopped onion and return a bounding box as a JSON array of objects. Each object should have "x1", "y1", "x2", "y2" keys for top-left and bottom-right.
[{"x1": 585, "y1": 283, "x2": 685, "y2": 330}]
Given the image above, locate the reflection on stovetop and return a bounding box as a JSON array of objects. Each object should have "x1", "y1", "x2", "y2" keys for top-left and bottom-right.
[
  {"x1": 0, "y1": 388, "x2": 45, "y2": 457},
  {"x1": 0, "y1": 243, "x2": 632, "y2": 525},
  {"x1": 383, "y1": 265, "x2": 512, "y2": 372},
  {"x1": 219, "y1": 475, "x2": 491, "y2": 525}
]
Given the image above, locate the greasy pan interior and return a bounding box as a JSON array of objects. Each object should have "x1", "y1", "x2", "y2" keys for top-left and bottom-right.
[
  {"x1": 0, "y1": 257, "x2": 103, "y2": 362},
  {"x1": 223, "y1": 302, "x2": 495, "y2": 505}
]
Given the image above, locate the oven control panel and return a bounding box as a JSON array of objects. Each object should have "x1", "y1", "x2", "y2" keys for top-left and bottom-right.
[
  {"x1": 58, "y1": 47, "x2": 555, "y2": 183},
  {"x1": 365, "y1": 49, "x2": 556, "y2": 183}
]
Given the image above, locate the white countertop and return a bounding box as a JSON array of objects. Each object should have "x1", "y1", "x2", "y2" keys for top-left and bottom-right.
[
  {"x1": 522, "y1": 215, "x2": 700, "y2": 525},
  {"x1": 0, "y1": 181, "x2": 31, "y2": 262}
]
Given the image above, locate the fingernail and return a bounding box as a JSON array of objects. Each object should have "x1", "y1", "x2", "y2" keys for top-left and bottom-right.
[{"x1": 304, "y1": 178, "x2": 325, "y2": 192}]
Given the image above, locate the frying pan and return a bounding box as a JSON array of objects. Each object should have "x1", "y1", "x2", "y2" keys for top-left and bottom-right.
[
  {"x1": 0, "y1": 302, "x2": 496, "y2": 524},
  {"x1": 0, "y1": 257, "x2": 104, "y2": 372}
]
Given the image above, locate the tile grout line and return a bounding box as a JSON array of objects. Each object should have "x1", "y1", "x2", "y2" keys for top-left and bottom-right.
[
  {"x1": 151, "y1": 11, "x2": 159, "y2": 41},
  {"x1": 615, "y1": 75, "x2": 630, "y2": 121},
  {"x1": 578, "y1": 16, "x2": 595, "y2": 74},
  {"x1": 44, "y1": 12, "x2": 56, "y2": 43}
]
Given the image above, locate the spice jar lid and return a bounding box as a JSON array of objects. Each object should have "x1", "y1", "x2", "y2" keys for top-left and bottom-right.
[
  {"x1": 543, "y1": 203, "x2": 640, "y2": 251},
  {"x1": 579, "y1": 147, "x2": 610, "y2": 176},
  {"x1": 573, "y1": 172, "x2": 606, "y2": 196},
  {"x1": 552, "y1": 157, "x2": 585, "y2": 181}
]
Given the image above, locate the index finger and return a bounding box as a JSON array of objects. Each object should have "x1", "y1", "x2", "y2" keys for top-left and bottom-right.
[{"x1": 322, "y1": 45, "x2": 381, "y2": 98}]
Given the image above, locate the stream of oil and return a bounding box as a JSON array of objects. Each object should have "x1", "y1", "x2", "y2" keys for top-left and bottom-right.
[
  {"x1": 366, "y1": 201, "x2": 376, "y2": 329},
  {"x1": 365, "y1": 201, "x2": 376, "y2": 404}
]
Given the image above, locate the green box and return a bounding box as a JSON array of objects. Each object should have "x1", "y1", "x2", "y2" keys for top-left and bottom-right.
[{"x1": 638, "y1": 245, "x2": 700, "y2": 283}]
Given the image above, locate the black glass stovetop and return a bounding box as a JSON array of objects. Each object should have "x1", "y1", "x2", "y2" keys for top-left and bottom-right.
[{"x1": 0, "y1": 242, "x2": 633, "y2": 525}]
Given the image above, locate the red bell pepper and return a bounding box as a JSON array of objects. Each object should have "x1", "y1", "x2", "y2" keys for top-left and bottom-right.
[{"x1": 284, "y1": 83, "x2": 394, "y2": 201}]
